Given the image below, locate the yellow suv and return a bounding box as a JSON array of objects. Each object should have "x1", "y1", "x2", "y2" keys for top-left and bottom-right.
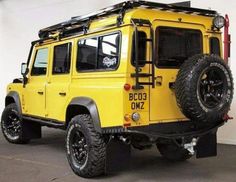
[{"x1": 1, "y1": 1, "x2": 234, "y2": 178}]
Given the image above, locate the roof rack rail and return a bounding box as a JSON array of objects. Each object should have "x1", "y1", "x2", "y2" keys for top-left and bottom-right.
[{"x1": 38, "y1": 0, "x2": 217, "y2": 39}]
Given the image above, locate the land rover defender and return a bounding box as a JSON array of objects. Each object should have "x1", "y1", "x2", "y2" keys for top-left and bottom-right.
[{"x1": 1, "y1": 1, "x2": 233, "y2": 178}]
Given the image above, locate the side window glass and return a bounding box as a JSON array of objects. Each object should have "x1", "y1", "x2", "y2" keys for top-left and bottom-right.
[
  {"x1": 77, "y1": 37, "x2": 98, "y2": 71},
  {"x1": 131, "y1": 31, "x2": 147, "y2": 67},
  {"x1": 76, "y1": 32, "x2": 120, "y2": 72},
  {"x1": 31, "y1": 48, "x2": 48, "y2": 76},
  {"x1": 210, "y1": 37, "x2": 220, "y2": 56},
  {"x1": 98, "y1": 33, "x2": 120, "y2": 69},
  {"x1": 53, "y1": 43, "x2": 71, "y2": 74}
]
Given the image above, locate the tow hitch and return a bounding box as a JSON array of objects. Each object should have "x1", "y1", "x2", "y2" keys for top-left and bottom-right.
[
  {"x1": 183, "y1": 131, "x2": 217, "y2": 158},
  {"x1": 184, "y1": 138, "x2": 198, "y2": 155}
]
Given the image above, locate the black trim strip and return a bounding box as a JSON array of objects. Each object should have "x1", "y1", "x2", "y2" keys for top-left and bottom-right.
[
  {"x1": 22, "y1": 115, "x2": 65, "y2": 129},
  {"x1": 102, "y1": 126, "x2": 125, "y2": 134}
]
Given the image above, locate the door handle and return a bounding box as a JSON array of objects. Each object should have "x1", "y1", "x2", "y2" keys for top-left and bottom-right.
[
  {"x1": 59, "y1": 92, "x2": 67, "y2": 96},
  {"x1": 156, "y1": 76, "x2": 163, "y2": 86},
  {"x1": 37, "y1": 91, "x2": 44, "y2": 95}
]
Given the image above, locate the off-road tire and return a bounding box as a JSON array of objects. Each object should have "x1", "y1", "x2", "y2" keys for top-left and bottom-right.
[
  {"x1": 175, "y1": 54, "x2": 233, "y2": 123},
  {"x1": 1, "y1": 103, "x2": 30, "y2": 144},
  {"x1": 66, "y1": 114, "x2": 106, "y2": 178},
  {"x1": 157, "y1": 142, "x2": 192, "y2": 162}
]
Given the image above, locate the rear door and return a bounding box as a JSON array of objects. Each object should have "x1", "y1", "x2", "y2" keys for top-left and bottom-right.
[
  {"x1": 46, "y1": 41, "x2": 72, "y2": 121},
  {"x1": 150, "y1": 20, "x2": 204, "y2": 122}
]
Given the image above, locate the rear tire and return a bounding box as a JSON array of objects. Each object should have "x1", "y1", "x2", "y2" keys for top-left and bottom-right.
[
  {"x1": 1, "y1": 103, "x2": 30, "y2": 144},
  {"x1": 66, "y1": 114, "x2": 106, "y2": 178}
]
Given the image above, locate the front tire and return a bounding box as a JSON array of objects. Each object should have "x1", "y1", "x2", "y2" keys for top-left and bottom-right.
[
  {"x1": 1, "y1": 103, "x2": 30, "y2": 144},
  {"x1": 66, "y1": 114, "x2": 106, "y2": 178}
]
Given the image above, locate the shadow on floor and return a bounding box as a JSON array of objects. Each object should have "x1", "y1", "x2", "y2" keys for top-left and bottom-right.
[{"x1": 1, "y1": 127, "x2": 236, "y2": 182}]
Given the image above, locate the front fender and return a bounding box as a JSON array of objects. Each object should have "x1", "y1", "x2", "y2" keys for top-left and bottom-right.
[{"x1": 5, "y1": 91, "x2": 22, "y2": 114}]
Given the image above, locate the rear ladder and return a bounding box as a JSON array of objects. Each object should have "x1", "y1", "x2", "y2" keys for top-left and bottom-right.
[{"x1": 131, "y1": 19, "x2": 155, "y2": 90}]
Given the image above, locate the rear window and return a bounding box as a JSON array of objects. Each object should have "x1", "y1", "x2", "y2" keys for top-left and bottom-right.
[{"x1": 155, "y1": 27, "x2": 203, "y2": 68}]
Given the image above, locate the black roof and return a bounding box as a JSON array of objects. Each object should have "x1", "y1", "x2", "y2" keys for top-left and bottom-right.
[{"x1": 38, "y1": 1, "x2": 217, "y2": 39}]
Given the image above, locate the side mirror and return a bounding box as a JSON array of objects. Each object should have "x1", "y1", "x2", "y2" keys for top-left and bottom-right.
[
  {"x1": 21, "y1": 63, "x2": 28, "y2": 76},
  {"x1": 21, "y1": 63, "x2": 29, "y2": 86}
]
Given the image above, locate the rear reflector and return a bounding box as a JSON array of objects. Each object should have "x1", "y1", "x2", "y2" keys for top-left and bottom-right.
[{"x1": 124, "y1": 83, "x2": 131, "y2": 91}]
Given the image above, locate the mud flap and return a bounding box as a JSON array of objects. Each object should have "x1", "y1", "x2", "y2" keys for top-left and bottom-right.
[
  {"x1": 105, "y1": 139, "x2": 131, "y2": 173},
  {"x1": 22, "y1": 120, "x2": 42, "y2": 140},
  {"x1": 196, "y1": 130, "x2": 217, "y2": 158}
]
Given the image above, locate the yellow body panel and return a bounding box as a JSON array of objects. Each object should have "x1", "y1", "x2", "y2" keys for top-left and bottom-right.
[
  {"x1": 6, "y1": 8, "x2": 223, "y2": 128},
  {"x1": 24, "y1": 76, "x2": 46, "y2": 117}
]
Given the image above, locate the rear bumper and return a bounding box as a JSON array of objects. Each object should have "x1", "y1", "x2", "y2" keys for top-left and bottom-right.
[{"x1": 102, "y1": 120, "x2": 226, "y2": 139}]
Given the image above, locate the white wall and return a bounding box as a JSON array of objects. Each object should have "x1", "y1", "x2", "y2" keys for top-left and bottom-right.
[{"x1": 0, "y1": 0, "x2": 235, "y2": 144}]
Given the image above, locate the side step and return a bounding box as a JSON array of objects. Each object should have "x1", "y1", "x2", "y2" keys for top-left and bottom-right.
[{"x1": 23, "y1": 115, "x2": 65, "y2": 129}]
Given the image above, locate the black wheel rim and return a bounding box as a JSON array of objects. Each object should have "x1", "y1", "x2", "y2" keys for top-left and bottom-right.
[
  {"x1": 198, "y1": 67, "x2": 227, "y2": 109},
  {"x1": 3, "y1": 110, "x2": 21, "y2": 139},
  {"x1": 70, "y1": 130, "x2": 88, "y2": 168}
]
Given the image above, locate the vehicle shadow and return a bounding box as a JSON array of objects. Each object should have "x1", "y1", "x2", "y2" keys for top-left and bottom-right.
[
  {"x1": 19, "y1": 128, "x2": 202, "y2": 178},
  {"x1": 1, "y1": 127, "x2": 232, "y2": 181},
  {"x1": 28, "y1": 127, "x2": 66, "y2": 151}
]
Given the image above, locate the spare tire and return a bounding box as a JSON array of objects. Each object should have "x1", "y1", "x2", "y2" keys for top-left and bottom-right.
[{"x1": 175, "y1": 54, "x2": 233, "y2": 123}]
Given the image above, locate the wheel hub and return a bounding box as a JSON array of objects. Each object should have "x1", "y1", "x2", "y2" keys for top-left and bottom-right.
[
  {"x1": 3, "y1": 111, "x2": 21, "y2": 138},
  {"x1": 198, "y1": 67, "x2": 226, "y2": 108},
  {"x1": 71, "y1": 131, "x2": 88, "y2": 166}
]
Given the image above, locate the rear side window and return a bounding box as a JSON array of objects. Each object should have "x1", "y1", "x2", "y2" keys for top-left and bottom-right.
[
  {"x1": 131, "y1": 31, "x2": 147, "y2": 67},
  {"x1": 52, "y1": 43, "x2": 71, "y2": 74},
  {"x1": 156, "y1": 27, "x2": 203, "y2": 68},
  {"x1": 77, "y1": 37, "x2": 98, "y2": 70},
  {"x1": 210, "y1": 37, "x2": 220, "y2": 56},
  {"x1": 77, "y1": 32, "x2": 120, "y2": 71},
  {"x1": 98, "y1": 34, "x2": 120, "y2": 69},
  {"x1": 31, "y1": 48, "x2": 48, "y2": 76}
]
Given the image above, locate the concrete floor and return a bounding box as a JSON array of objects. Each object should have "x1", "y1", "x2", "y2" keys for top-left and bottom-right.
[{"x1": 0, "y1": 128, "x2": 236, "y2": 182}]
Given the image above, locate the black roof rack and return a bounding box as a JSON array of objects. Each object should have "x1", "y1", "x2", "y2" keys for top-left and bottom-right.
[
  {"x1": 38, "y1": 0, "x2": 217, "y2": 39},
  {"x1": 169, "y1": 1, "x2": 191, "y2": 8}
]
